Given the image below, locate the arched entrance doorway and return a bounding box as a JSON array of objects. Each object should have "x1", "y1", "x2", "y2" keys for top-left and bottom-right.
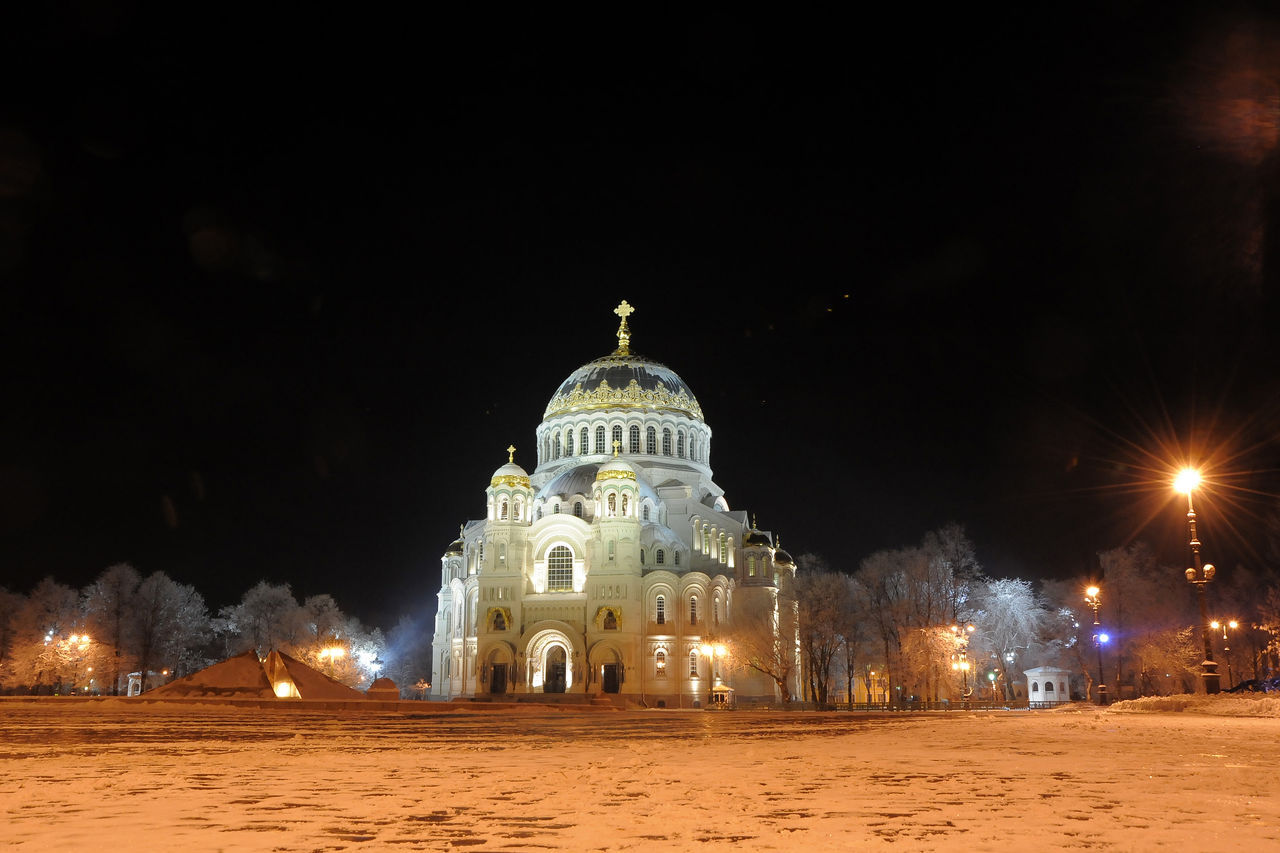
[
  {"x1": 545, "y1": 646, "x2": 567, "y2": 693},
  {"x1": 526, "y1": 629, "x2": 576, "y2": 694},
  {"x1": 589, "y1": 642, "x2": 624, "y2": 694}
]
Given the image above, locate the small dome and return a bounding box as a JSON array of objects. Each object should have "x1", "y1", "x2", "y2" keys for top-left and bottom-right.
[
  {"x1": 596, "y1": 458, "x2": 637, "y2": 482},
  {"x1": 444, "y1": 537, "x2": 464, "y2": 557},
  {"x1": 744, "y1": 529, "x2": 771, "y2": 547},
  {"x1": 774, "y1": 548, "x2": 795, "y2": 567},
  {"x1": 490, "y1": 447, "x2": 530, "y2": 489}
]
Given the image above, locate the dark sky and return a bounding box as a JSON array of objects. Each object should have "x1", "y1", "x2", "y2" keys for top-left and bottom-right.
[{"x1": 2, "y1": 5, "x2": 1279, "y2": 628}]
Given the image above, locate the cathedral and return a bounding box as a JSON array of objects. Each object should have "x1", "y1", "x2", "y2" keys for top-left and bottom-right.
[{"x1": 430, "y1": 302, "x2": 801, "y2": 706}]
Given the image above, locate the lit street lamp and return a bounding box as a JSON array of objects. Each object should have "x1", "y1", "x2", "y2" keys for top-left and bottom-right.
[
  {"x1": 698, "y1": 643, "x2": 727, "y2": 707},
  {"x1": 318, "y1": 646, "x2": 345, "y2": 677},
  {"x1": 1084, "y1": 586, "x2": 1108, "y2": 705},
  {"x1": 950, "y1": 624, "x2": 975, "y2": 708},
  {"x1": 1210, "y1": 620, "x2": 1238, "y2": 690},
  {"x1": 1175, "y1": 468, "x2": 1220, "y2": 694}
]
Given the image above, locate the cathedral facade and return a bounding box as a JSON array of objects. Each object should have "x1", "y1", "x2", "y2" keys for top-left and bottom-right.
[{"x1": 430, "y1": 302, "x2": 800, "y2": 706}]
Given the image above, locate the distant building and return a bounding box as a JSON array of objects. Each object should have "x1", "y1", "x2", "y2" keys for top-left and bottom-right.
[{"x1": 430, "y1": 302, "x2": 801, "y2": 706}]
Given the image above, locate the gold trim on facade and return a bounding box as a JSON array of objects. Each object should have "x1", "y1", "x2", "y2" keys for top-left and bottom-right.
[
  {"x1": 544, "y1": 376, "x2": 705, "y2": 421},
  {"x1": 490, "y1": 474, "x2": 531, "y2": 489},
  {"x1": 595, "y1": 468, "x2": 637, "y2": 482}
]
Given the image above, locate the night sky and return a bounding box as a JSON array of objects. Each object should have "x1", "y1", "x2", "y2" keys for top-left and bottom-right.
[{"x1": 3, "y1": 6, "x2": 1279, "y2": 628}]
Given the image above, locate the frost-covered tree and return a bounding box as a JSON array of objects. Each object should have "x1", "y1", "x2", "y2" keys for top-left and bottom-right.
[
  {"x1": 730, "y1": 596, "x2": 798, "y2": 702},
  {"x1": 795, "y1": 568, "x2": 856, "y2": 704},
  {"x1": 224, "y1": 581, "x2": 305, "y2": 654},
  {"x1": 81, "y1": 563, "x2": 141, "y2": 695},
  {"x1": 971, "y1": 578, "x2": 1049, "y2": 700},
  {"x1": 6, "y1": 577, "x2": 92, "y2": 691}
]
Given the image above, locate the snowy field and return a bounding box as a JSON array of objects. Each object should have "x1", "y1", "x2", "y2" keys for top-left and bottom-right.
[{"x1": 3, "y1": 695, "x2": 1279, "y2": 852}]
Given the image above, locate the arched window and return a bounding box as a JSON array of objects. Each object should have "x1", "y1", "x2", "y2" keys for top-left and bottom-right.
[
  {"x1": 580, "y1": 427, "x2": 589, "y2": 455},
  {"x1": 629, "y1": 425, "x2": 641, "y2": 453},
  {"x1": 547, "y1": 545, "x2": 573, "y2": 591},
  {"x1": 662, "y1": 428, "x2": 672, "y2": 456},
  {"x1": 1032, "y1": 682, "x2": 1040, "y2": 693},
  {"x1": 537, "y1": 507, "x2": 543, "y2": 521},
  {"x1": 748, "y1": 556, "x2": 756, "y2": 577},
  {"x1": 656, "y1": 595, "x2": 666, "y2": 625},
  {"x1": 702, "y1": 529, "x2": 710, "y2": 553},
  {"x1": 719, "y1": 533, "x2": 728, "y2": 564},
  {"x1": 655, "y1": 650, "x2": 666, "y2": 676},
  {"x1": 596, "y1": 426, "x2": 607, "y2": 454},
  {"x1": 1045, "y1": 681, "x2": 1055, "y2": 693},
  {"x1": 553, "y1": 502, "x2": 560, "y2": 514},
  {"x1": 640, "y1": 549, "x2": 646, "y2": 565},
  {"x1": 565, "y1": 430, "x2": 574, "y2": 456},
  {"x1": 677, "y1": 431, "x2": 685, "y2": 458},
  {"x1": 573, "y1": 501, "x2": 583, "y2": 518},
  {"x1": 689, "y1": 650, "x2": 699, "y2": 677},
  {"x1": 554, "y1": 434, "x2": 561, "y2": 459},
  {"x1": 689, "y1": 596, "x2": 698, "y2": 625},
  {"x1": 643, "y1": 504, "x2": 650, "y2": 521},
  {"x1": 646, "y1": 426, "x2": 656, "y2": 454},
  {"x1": 612, "y1": 425, "x2": 623, "y2": 452},
  {"x1": 607, "y1": 493, "x2": 617, "y2": 515},
  {"x1": 621, "y1": 494, "x2": 629, "y2": 516},
  {"x1": 714, "y1": 597, "x2": 721, "y2": 626},
  {"x1": 500, "y1": 500, "x2": 508, "y2": 520},
  {"x1": 673, "y1": 551, "x2": 680, "y2": 566},
  {"x1": 656, "y1": 549, "x2": 665, "y2": 565}
]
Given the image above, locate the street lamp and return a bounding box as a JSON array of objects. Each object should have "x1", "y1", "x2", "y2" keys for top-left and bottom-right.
[
  {"x1": 950, "y1": 624, "x2": 975, "y2": 708},
  {"x1": 1175, "y1": 467, "x2": 1221, "y2": 694},
  {"x1": 1084, "y1": 586, "x2": 1108, "y2": 705},
  {"x1": 1210, "y1": 619, "x2": 1238, "y2": 690},
  {"x1": 698, "y1": 643, "x2": 727, "y2": 707}
]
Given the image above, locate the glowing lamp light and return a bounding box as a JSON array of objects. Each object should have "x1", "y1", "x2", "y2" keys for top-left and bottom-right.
[
  {"x1": 1098, "y1": 633, "x2": 1110, "y2": 644},
  {"x1": 1174, "y1": 468, "x2": 1201, "y2": 494},
  {"x1": 274, "y1": 682, "x2": 294, "y2": 698}
]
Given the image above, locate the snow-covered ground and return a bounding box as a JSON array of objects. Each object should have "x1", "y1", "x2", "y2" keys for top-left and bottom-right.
[{"x1": 3, "y1": 694, "x2": 1279, "y2": 851}]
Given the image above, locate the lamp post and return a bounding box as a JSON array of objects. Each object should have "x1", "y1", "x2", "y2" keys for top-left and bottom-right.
[
  {"x1": 1175, "y1": 468, "x2": 1220, "y2": 694},
  {"x1": 1210, "y1": 620, "x2": 1238, "y2": 690},
  {"x1": 950, "y1": 623, "x2": 975, "y2": 708},
  {"x1": 698, "y1": 643, "x2": 727, "y2": 708},
  {"x1": 1084, "y1": 586, "x2": 1108, "y2": 705}
]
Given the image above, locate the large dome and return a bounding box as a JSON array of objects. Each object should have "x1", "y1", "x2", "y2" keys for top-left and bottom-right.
[{"x1": 543, "y1": 301, "x2": 703, "y2": 422}]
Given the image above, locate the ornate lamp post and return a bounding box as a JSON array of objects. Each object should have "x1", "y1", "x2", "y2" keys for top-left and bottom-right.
[
  {"x1": 1084, "y1": 586, "x2": 1108, "y2": 705},
  {"x1": 1210, "y1": 620, "x2": 1238, "y2": 690},
  {"x1": 950, "y1": 624, "x2": 975, "y2": 708},
  {"x1": 698, "y1": 643, "x2": 727, "y2": 707},
  {"x1": 1175, "y1": 468, "x2": 1220, "y2": 694}
]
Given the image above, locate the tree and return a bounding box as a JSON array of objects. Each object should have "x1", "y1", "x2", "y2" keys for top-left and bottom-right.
[
  {"x1": 6, "y1": 577, "x2": 87, "y2": 691},
  {"x1": 794, "y1": 569, "x2": 856, "y2": 705},
  {"x1": 224, "y1": 581, "x2": 305, "y2": 655},
  {"x1": 971, "y1": 578, "x2": 1047, "y2": 700},
  {"x1": 730, "y1": 595, "x2": 798, "y2": 702},
  {"x1": 81, "y1": 563, "x2": 141, "y2": 695}
]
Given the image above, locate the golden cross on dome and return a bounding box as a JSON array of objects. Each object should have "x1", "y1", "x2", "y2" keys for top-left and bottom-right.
[
  {"x1": 507, "y1": 445, "x2": 516, "y2": 463},
  {"x1": 613, "y1": 300, "x2": 634, "y2": 355}
]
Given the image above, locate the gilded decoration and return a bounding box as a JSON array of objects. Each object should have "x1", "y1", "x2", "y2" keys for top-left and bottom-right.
[
  {"x1": 490, "y1": 474, "x2": 531, "y2": 489},
  {"x1": 595, "y1": 467, "x2": 637, "y2": 482},
  {"x1": 595, "y1": 606, "x2": 622, "y2": 631},
  {"x1": 544, "y1": 375, "x2": 704, "y2": 421},
  {"x1": 487, "y1": 607, "x2": 512, "y2": 633}
]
